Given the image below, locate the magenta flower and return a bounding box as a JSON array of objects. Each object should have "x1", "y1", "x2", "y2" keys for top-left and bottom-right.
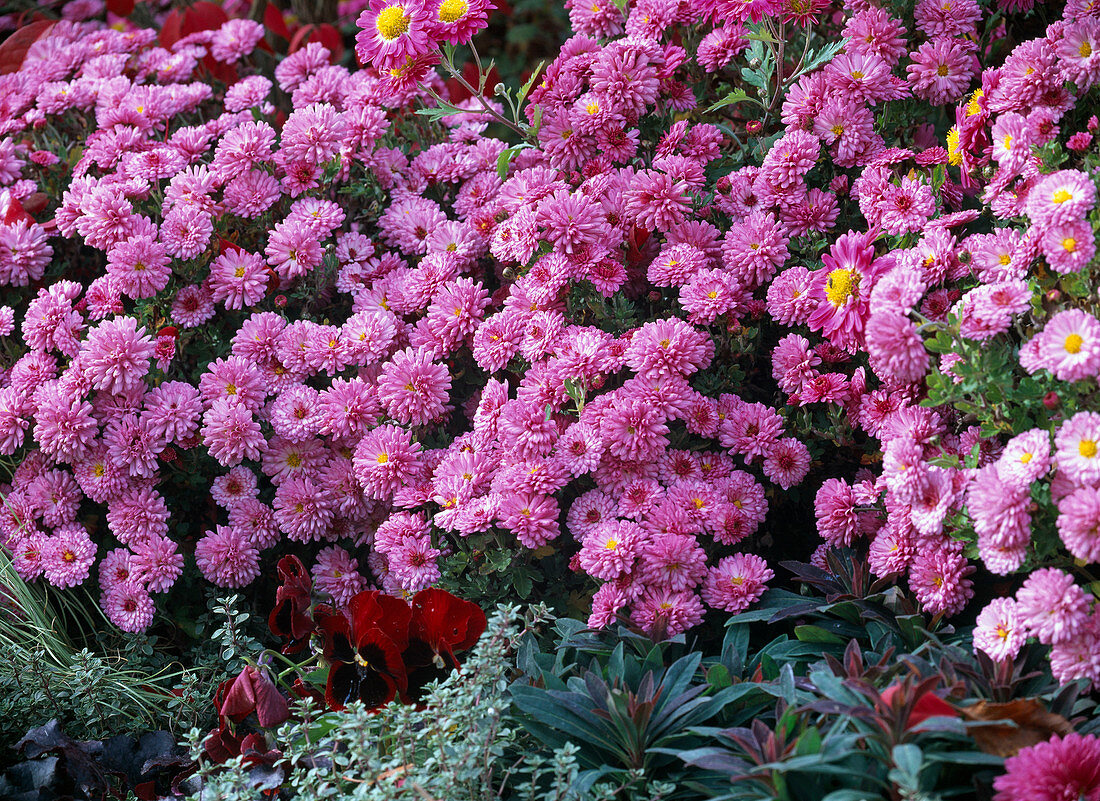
[
  {"x1": 701, "y1": 553, "x2": 774, "y2": 613},
  {"x1": 994, "y1": 733, "x2": 1100, "y2": 801},
  {"x1": 82, "y1": 317, "x2": 155, "y2": 396}
]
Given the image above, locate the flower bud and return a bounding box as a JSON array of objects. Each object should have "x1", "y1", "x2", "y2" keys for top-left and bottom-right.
[{"x1": 1043, "y1": 391, "x2": 1060, "y2": 410}]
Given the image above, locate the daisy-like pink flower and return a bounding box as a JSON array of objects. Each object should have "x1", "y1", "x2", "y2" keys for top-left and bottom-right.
[
  {"x1": 1026, "y1": 170, "x2": 1096, "y2": 227},
  {"x1": 1016, "y1": 568, "x2": 1091, "y2": 645},
  {"x1": 1041, "y1": 219, "x2": 1096, "y2": 274},
  {"x1": 815, "y1": 478, "x2": 860, "y2": 546},
  {"x1": 210, "y1": 18, "x2": 264, "y2": 62},
  {"x1": 578, "y1": 520, "x2": 641, "y2": 581},
  {"x1": 353, "y1": 424, "x2": 423, "y2": 500},
  {"x1": 355, "y1": 0, "x2": 434, "y2": 70},
  {"x1": 199, "y1": 356, "x2": 267, "y2": 412},
  {"x1": 103, "y1": 582, "x2": 156, "y2": 633},
  {"x1": 632, "y1": 586, "x2": 705, "y2": 639},
  {"x1": 82, "y1": 317, "x2": 155, "y2": 396},
  {"x1": 201, "y1": 399, "x2": 265, "y2": 467},
  {"x1": 32, "y1": 382, "x2": 97, "y2": 463},
  {"x1": 624, "y1": 318, "x2": 713, "y2": 379},
  {"x1": 1034, "y1": 309, "x2": 1100, "y2": 381},
  {"x1": 209, "y1": 248, "x2": 269, "y2": 310},
  {"x1": 865, "y1": 312, "x2": 929, "y2": 385},
  {"x1": 535, "y1": 189, "x2": 611, "y2": 255},
  {"x1": 499, "y1": 491, "x2": 559, "y2": 548},
  {"x1": 426, "y1": 0, "x2": 494, "y2": 43},
  {"x1": 265, "y1": 219, "x2": 323, "y2": 280},
  {"x1": 1056, "y1": 485, "x2": 1100, "y2": 564},
  {"x1": 807, "y1": 229, "x2": 882, "y2": 352},
  {"x1": 1055, "y1": 412, "x2": 1100, "y2": 487},
  {"x1": 973, "y1": 597, "x2": 1026, "y2": 662},
  {"x1": 635, "y1": 532, "x2": 706, "y2": 591},
  {"x1": 377, "y1": 347, "x2": 451, "y2": 426},
  {"x1": 210, "y1": 466, "x2": 259, "y2": 509},
  {"x1": 998, "y1": 428, "x2": 1052, "y2": 486},
  {"x1": 993, "y1": 733, "x2": 1100, "y2": 801},
  {"x1": 762, "y1": 438, "x2": 811, "y2": 489},
  {"x1": 42, "y1": 524, "x2": 96, "y2": 589},
  {"x1": 700, "y1": 553, "x2": 774, "y2": 613},
  {"x1": 194, "y1": 525, "x2": 261, "y2": 588},
  {"x1": 141, "y1": 381, "x2": 203, "y2": 443},
  {"x1": 908, "y1": 545, "x2": 975, "y2": 616}
]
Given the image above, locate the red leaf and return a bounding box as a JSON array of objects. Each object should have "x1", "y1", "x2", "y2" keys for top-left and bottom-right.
[
  {"x1": 264, "y1": 2, "x2": 292, "y2": 41},
  {"x1": 0, "y1": 20, "x2": 55, "y2": 75},
  {"x1": 312, "y1": 24, "x2": 344, "y2": 63},
  {"x1": 105, "y1": 0, "x2": 135, "y2": 18},
  {"x1": 159, "y1": 9, "x2": 184, "y2": 50},
  {"x1": 287, "y1": 24, "x2": 315, "y2": 56},
  {"x1": 182, "y1": 1, "x2": 228, "y2": 36}
]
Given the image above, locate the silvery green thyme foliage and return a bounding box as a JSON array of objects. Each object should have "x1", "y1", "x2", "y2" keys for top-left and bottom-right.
[{"x1": 186, "y1": 604, "x2": 567, "y2": 801}]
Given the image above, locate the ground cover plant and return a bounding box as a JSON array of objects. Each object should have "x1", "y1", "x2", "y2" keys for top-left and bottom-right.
[{"x1": 1, "y1": 0, "x2": 1100, "y2": 795}]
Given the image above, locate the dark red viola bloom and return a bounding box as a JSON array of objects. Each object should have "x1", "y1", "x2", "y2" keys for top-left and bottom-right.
[
  {"x1": 320, "y1": 590, "x2": 412, "y2": 712},
  {"x1": 219, "y1": 666, "x2": 290, "y2": 730},
  {"x1": 402, "y1": 588, "x2": 487, "y2": 702},
  {"x1": 268, "y1": 555, "x2": 314, "y2": 654}
]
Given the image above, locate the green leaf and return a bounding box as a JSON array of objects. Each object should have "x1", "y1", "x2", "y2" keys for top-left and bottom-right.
[
  {"x1": 706, "y1": 88, "x2": 760, "y2": 113},
  {"x1": 496, "y1": 143, "x2": 530, "y2": 180},
  {"x1": 794, "y1": 625, "x2": 847, "y2": 645}
]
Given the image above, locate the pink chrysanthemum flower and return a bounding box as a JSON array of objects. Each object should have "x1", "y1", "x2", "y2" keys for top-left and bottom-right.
[
  {"x1": 907, "y1": 38, "x2": 977, "y2": 106},
  {"x1": 199, "y1": 356, "x2": 267, "y2": 412},
  {"x1": 814, "y1": 478, "x2": 861, "y2": 546},
  {"x1": 194, "y1": 525, "x2": 261, "y2": 588},
  {"x1": 632, "y1": 586, "x2": 705, "y2": 638},
  {"x1": 807, "y1": 230, "x2": 882, "y2": 352},
  {"x1": 1041, "y1": 219, "x2": 1096, "y2": 274},
  {"x1": 103, "y1": 582, "x2": 156, "y2": 633},
  {"x1": 700, "y1": 553, "x2": 774, "y2": 613},
  {"x1": 210, "y1": 466, "x2": 259, "y2": 510},
  {"x1": 141, "y1": 381, "x2": 203, "y2": 443},
  {"x1": 973, "y1": 597, "x2": 1026, "y2": 662},
  {"x1": 762, "y1": 438, "x2": 811, "y2": 489},
  {"x1": 426, "y1": 0, "x2": 495, "y2": 44},
  {"x1": 997, "y1": 428, "x2": 1051, "y2": 487},
  {"x1": 355, "y1": 0, "x2": 434, "y2": 70},
  {"x1": 106, "y1": 236, "x2": 172, "y2": 300},
  {"x1": 209, "y1": 248, "x2": 269, "y2": 310},
  {"x1": 908, "y1": 545, "x2": 975, "y2": 616},
  {"x1": 42, "y1": 524, "x2": 96, "y2": 589},
  {"x1": 577, "y1": 520, "x2": 639, "y2": 581},
  {"x1": 1056, "y1": 486, "x2": 1100, "y2": 564},
  {"x1": 273, "y1": 475, "x2": 334, "y2": 543},
  {"x1": 210, "y1": 18, "x2": 264, "y2": 62},
  {"x1": 130, "y1": 536, "x2": 184, "y2": 594},
  {"x1": 1016, "y1": 568, "x2": 1091, "y2": 645},
  {"x1": 377, "y1": 347, "x2": 451, "y2": 426},
  {"x1": 1026, "y1": 169, "x2": 1096, "y2": 227},
  {"x1": 865, "y1": 312, "x2": 929, "y2": 385},
  {"x1": 1055, "y1": 412, "x2": 1100, "y2": 487},
  {"x1": 82, "y1": 317, "x2": 155, "y2": 396},
  {"x1": 624, "y1": 318, "x2": 713, "y2": 379},
  {"x1": 1034, "y1": 309, "x2": 1100, "y2": 382},
  {"x1": 353, "y1": 424, "x2": 423, "y2": 500},
  {"x1": 993, "y1": 733, "x2": 1100, "y2": 801},
  {"x1": 171, "y1": 284, "x2": 216, "y2": 328},
  {"x1": 201, "y1": 398, "x2": 265, "y2": 467},
  {"x1": 722, "y1": 211, "x2": 790, "y2": 289}
]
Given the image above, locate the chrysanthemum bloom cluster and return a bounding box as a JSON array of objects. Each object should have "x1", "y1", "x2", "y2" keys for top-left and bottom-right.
[{"x1": 1, "y1": 0, "x2": 1099, "y2": 670}]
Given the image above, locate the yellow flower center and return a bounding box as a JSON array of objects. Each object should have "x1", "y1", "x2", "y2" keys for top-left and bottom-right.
[
  {"x1": 1063, "y1": 237, "x2": 1077, "y2": 253},
  {"x1": 1053, "y1": 188, "x2": 1073, "y2": 204},
  {"x1": 1080, "y1": 439, "x2": 1098, "y2": 459},
  {"x1": 1081, "y1": 41, "x2": 1093, "y2": 58},
  {"x1": 1065, "y1": 333, "x2": 1084, "y2": 354},
  {"x1": 966, "y1": 89, "x2": 983, "y2": 116},
  {"x1": 376, "y1": 5, "x2": 410, "y2": 40},
  {"x1": 1003, "y1": 134, "x2": 1013, "y2": 150},
  {"x1": 438, "y1": 0, "x2": 467, "y2": 22},
  {"x1": 225, "y1": 383, "x2": 237, "y2": 395},
  {"x1": 93, "y1": 464, "x2": 105, "y2": 477},
  {"x1": 604, "y1": 538, "x2": 618, "y2": 550},
  {"x1": 286, "y1": 453, "x2": 302, "y2": 468},
  {"x1": 1020, "y1": 452, "x2": 1033, "y2": 464},
  {"x1": 377, "y1": 452, "x2": 389, "y2": 464},
  {"x1": 825, "y1": 267, "x2": 858, "y2": 307},
  {"x1": 235, "y1": 266, "x2": 245, "y2": 278},
  {"x1": 730, "y1": 576, "x2": 744, "y2": 586},
  {"x1": 998, "y1": 253, "x2": 1011, "y2": 265},
  {"x1": 850, "y1": 70, "x2": 864, "y2": 80},
  {"x1": 830, "y1": 123, "x2": 844, "y2": 137},
  {"x1": 707, "y1": 291, "x2": 718, "y2": 299},
  {"x1": 586, "y1": 102, "x2": 599, "y2": 114},
  {"x1": 996, "y1": 624, "x2": 1009, "y2": 640},
  {"x1": 936, "y1": 64, "x2": 949, "y2": 77}
]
